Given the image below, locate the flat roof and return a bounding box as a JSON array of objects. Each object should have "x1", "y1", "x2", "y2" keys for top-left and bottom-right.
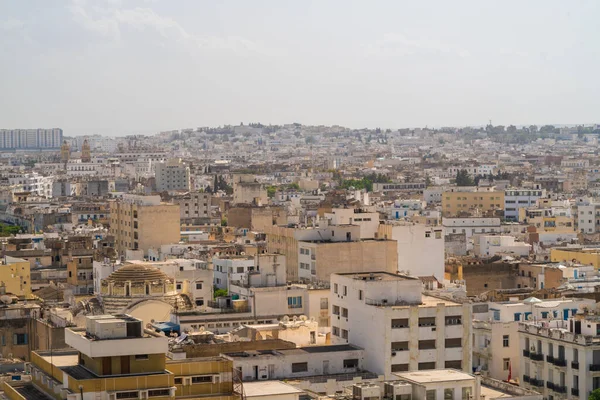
[
  {"x1": 335, "y1": 271, "x2": 418, "y2": 281},
  {"x1": 40, "y1": 353, "x2": 78, "y2": 367},
  {"x1": 395, "y1": 369, "x2": 474, "y2": 384},
  {"x1": 243, "y1": 381, "x2": 304, "y2": 397},
  {"x1": 420, "y1": 295, "x2": 461, "y2": 307}
]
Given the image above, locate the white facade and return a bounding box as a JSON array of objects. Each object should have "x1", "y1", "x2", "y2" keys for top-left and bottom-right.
[
  {"x1": 0, "y1": 128, "x2": 62, "y2": 149},
  {"x1": 8, "y1": 172, "x2": 54, "y2": 197},
  {"x1": 155, "y1": 158, "x2": 191, "y2": 192},
  {"x1": 504, "y1": 189, "x2": 545, "y2": 221},
  {"x1": 212, "y1": 257, "x2": 256, "y2": 289},
  {"x1": 227, "y1": 344, "x2": 365, "y2": 381},
  {"x1": 577, "y1": 204, "x2": 600, "y2": 234},
  {"x1": 330, "y1": 272, "x2": 472, "y2": 379},
  {"x1": 473, "y1": 235, "x2": 531, "y2": 258},
  {"x1": 324, "y1": 208, "x2": 380, "y2": 239},
  {"x1": 383, "y1": 224, "x2": 444, "y2": 280},
  {"x1": 519, "y1": 314, "x2": 600, "y2": 400},
  {"x1": 472, "y1": 298, "x2": 593, "y2": 382}
]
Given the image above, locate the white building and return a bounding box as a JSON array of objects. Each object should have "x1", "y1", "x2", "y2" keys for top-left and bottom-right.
[
  {"x1": 473, "y1": 235, "x2": 531, "y2": 258},
  {"x1": 155, "y1": 158, "x2": 191, "y2": 192},
  {"x1": 213, "y1": 256, "x2": 256, "y2": 289},
  {"x1": 225, "y1": 344, "x2": 365, "y2": 381},
  {"x1": 442, "y1": 218, "x2": 501, "y2": 251},
  {"x1": 324, "y1": 208, "x2": 380, "y2": 239},
  {"x1": 577, "y1": 203, "x2": 600, "y2": 234},
  {"x1": 379, "y1": 223, "x2": 444, "y2": 280},
  {"x1": 519, "y1": 311, "x2": 600, "y2": 400},
  {"x1": 7, "y1": 172, "x2": 53, "y2": 197},
  {"x1": 504, "y1": 189, "x2": 545, "y2": 221},
  {"x1": 472, "y1": 297, "x2": 594, "y2": 382},
  {"x1": 175, "y1": 192, "x2": 212, "y2": 220},
  {"x1": 330, "y1": 272, "x2": 472, "y2": 379}
]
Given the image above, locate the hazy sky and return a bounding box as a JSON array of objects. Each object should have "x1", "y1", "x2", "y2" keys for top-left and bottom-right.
[{"x1": 1, "y1": 1, "x2": 599, "y2": 136}]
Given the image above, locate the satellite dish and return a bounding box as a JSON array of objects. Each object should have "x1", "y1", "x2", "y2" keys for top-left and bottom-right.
[
  {"x1": 0, "y1": 296, "x2": 11, "y2": 305},
  {"x1": 292, "y1": 316, "x2": 298, "y2": 322},
  {"x1": 300, "y1": 315, "x2": 308, "y2": 322},
  {"x1": 282, "y1": 316, "x2": 290, "y2": 323}
]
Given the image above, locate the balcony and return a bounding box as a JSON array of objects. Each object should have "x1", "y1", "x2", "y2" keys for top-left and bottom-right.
[
  {"x1": 590, "y1": 364, "x2": 600, "y2": 371},
  {"x1": 523, "y1": 375, "x2": 530, "y2": 383},
  {"x1": 553, "y1": 358, "x2": 567, "y2": 367},
  {"x1": 530, "y1": 378, "x2": 544, "y2": 388},
  {"x1": 572, "y1": 361, "x2": 579, "y2": 369},
  {"x1": 546, "y1": 382, "x2": 554, "y2": 390},
  {"x1": 529, "y1": 352, "x2": 544, "y2": 361},
  {"x1": 546, "y1": 355, "x2": 554, "y2": 363},
  {"x1": 522, "y1": 350, "x2": 530, "y2": 357},
  {"x1": 553, "y1": 385, "x2": 567, "y2": 394},
  {"x1": 572, "y1": 388, "x2": 579, "y2": 396}
]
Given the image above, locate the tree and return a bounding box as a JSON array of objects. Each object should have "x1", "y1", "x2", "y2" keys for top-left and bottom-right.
[
  {"x1": 214, "y1": 287, "x2": 228, "y2": 298},
  {"x1": 589, "y1": 389, "x2": 600, "y2": 400},
  {"x1": 455, "y1": 169, "x2": 475, "y2": 186}
]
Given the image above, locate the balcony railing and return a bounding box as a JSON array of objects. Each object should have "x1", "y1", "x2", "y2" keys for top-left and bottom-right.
[
  {"x1": 530, "y1": 352, "x2": 544, "y2": 361},
  {"x1": 553, "y1": 385, "x2": 567, "y2": 394},
  {"x1": 572, "y1": 388, "x2": 579, "y2": 396},
  {"x1": 553, "y1": 358, "x2": 567, "y2": 367},
  {"x1": 529, "y1": 378, "x2": 544, "y2": 387},
  {"x1": 546, "y1": 355, "x2": 554, "y2": 363},
  {"x1": 546, "y1": 382, "x2": 554, "y2": 390},
  {"x1": 522, "y1": 350, "x2": 530, "y2": 357},
  {"x1": 572, "y1": 361, "x2": 579, "y2": 369},
  {"x1": 523, "y1": 375, "x2": 530, "y2": 383},
  {"x1": 590, "y1": 364, "x2": 600, "y2": 371}
]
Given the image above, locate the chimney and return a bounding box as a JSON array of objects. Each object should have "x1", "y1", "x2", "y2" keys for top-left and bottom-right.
[{"x1": 474, "y1": 372, "x2": 482, "y2": 400}]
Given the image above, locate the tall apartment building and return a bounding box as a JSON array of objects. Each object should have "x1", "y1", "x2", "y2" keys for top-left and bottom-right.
[
  {"x1": 577, "y1": 202, "x2": 600, "y2": 234},
  {"x1": 155, "y1": 158, "x2": 191, "y2": 192},
  {"x1": 0, "y1": 128, "x2": 63, "y2": 149},
  {"x1": 0, "y1": 256, "x2": 32, "y2": 297},
  {"x1": 10, "y1": 314, "x2": 239, "y2": 400},
  {"x1": 174, "y1": 192, "x2": 212, "y2": 220},
  {"x1": 330, "y1": 272, "x2": 472, "y2": 379},
  {"x1": 519, "y1": 311, "x2": 600, "y2": 400},
  {"x1": 504, "y1": 188, "x2": 545, "y2": 221},
  {"x1": 472, "y1": 297, "x2": 593, "y2": 383},
  {"x1": 442, "y1": 189, "x2": 504, "y2": 217},
  {"x1": 109, "y1": 194, "x2": 180, "y2": 257}
]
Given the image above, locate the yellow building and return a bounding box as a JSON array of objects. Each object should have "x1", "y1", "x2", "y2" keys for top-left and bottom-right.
[
  {"x1": 519, "y1": 208, "x2": 575, "y2": 233},
  {"x1": 66, "y1": 253, "x2": 94, "y2": 295},
  {"x1": 442, "y1": 190, "x2": 504, "y2": 217},
  {"x1": 2, "y1": 314, "x2": 240, "y2": 400},
  {"x1": 109, "y1": 194, "x2": 180, "y2": 256},
  {"x1": 550, "y1": 248, "x2": 600, "y2": 268},
  {"x1": 0, "y1": 256, "x2": 31, "y2": 297}
]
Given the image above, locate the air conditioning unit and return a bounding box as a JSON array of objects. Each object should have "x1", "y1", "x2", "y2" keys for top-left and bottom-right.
[{"x1": 353, "y1": 383, "x2": 381, "y2": 400}]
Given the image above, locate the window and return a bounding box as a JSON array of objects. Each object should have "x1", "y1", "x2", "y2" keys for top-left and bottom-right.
[
  {"x1": 392, "y1": 341, "x2": 409, "y2": 351},
  {"x1": 419, "y1": 362, "x2": 436, "y2": 370},
  {"x1": 392, "y1": 319, "x2": 409, "y2": 328},
  {"x1": 342, "y1": 286, "x2": 347, "y2": 296},
  {"x1": 503, "y1": 358, "x2": 510, "y2": 371},
  {"x1": 341, "y1": 329, "x2": 348, "y2": 339},
  {"x1": 135, "y1": 354, "x2": 149, "y2": 360},
  {"x1": 334, "y1": 283, "x2": 338, "y2": 294},
  {"x1": 341, "y1": 308, "x2": 348, "y2": 318},
  {"x1": 332, "y1": 326, "x2": 340, "y2": 336},
  {"x1": 445, "y1": 360, "x2": 462, "y2": 369},
  {"x1": 445, "y1": 338, "x2": 461, "y2": 348},
  {"x1": 419, "y1": 340, "x2": 436, "y2": 350},
  {"x1": 320, "y1": 298, "x2": 328, "y2": 310},
  {"x1": 343, "y1": 359, "x2": 359, "y2": 368},
  {"x1": 237, "y1": 267, "x2": 244, "y2": 273},
  {"x1": 445, "y1": 316, "x2": 461, "y2": 325},
  {"x1": 176, "y1": 283, "x2": 182, "y2": 290},
  {"x1": 148, "y1": 389, "x2": 171, "y2": 397},
  {"x1": 332, "y1": 305, "x2": 340, "y2": 315},
  {"x1": 196, "y1": 283, "x2": 203, "y2": 290},
  {"x1": 292, "y1": 362, "x2": 308, "y2": 373},
  {"x1": 462, "y1": 387, "x2": 472, "y2": 400},
  {"x1": 288, "y1": 296, "x2": 302, "y2": 308},
  {"x1": 359, "y1": 290, "x2": 363, "y2": 300},
  {"x1": 13, "y1": 334, "x2": 27, "y2": 345},
  {"x1": 191, "y1": 376, "x2": 213, "y2": 384},
  {"x1": 503, "y1": 335, "x2": 509, "y2": 347},
  {"x1": 419, "y1": 317, "x2": 436, "y2": 327},
  {"x1": 116, "y1": 392, "x2": 139, "y2": 399},
  {"x1": 444, "y1": 388, "x2": 454, "y2": 400}
]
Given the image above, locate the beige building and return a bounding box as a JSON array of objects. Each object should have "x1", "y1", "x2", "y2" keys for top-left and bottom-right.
[
  {"x1": 155, "y1": 158, "x2": 191, "y2": 192},
  {"x1": 109, "y1": 194, "x2": 180, "y2": 257},
  {"x1": 298, "y1": 239, "x2": 398, "y2": 282},
  {"x1": 442, "y1": 190, "x2": 504, "y2": 217},
  {"x1": 233, "y1": 174, "x2": 268, "y2": 205},
  {"x1": 0, "y1": 256, "x2": 31, "y2": 297}
]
